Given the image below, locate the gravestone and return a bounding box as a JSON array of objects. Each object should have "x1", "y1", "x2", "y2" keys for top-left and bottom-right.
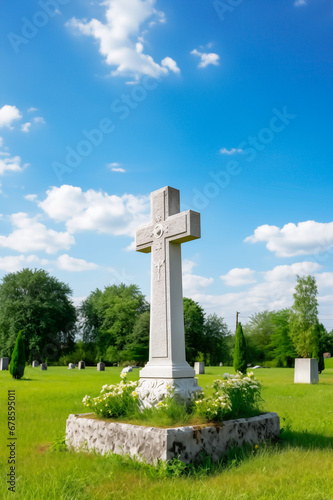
[
  {"x1": 40, "y1": 363, "x2": 47, "y2": 371},
  {"x1": 78, "y1": 361, "x2": 85, "y2": 370},
  {"x1": 135, "y1": 186, "x2": 202, "y2": 406},
  {"x1": 194, "y1": 362, "x2": 205, "y2": 375},
  {"x1": 294, "y1": 358, "x2": 319, "y2": 384},
  {"x1": 219, "y1": 362, "x2": 223, "y2": 367},
  {"x1": 68, "y1": 363, "x2": 75, "y2": 369},
  {"x1": 0, "y1": 357, "x2": 9, "y2": 370},
  {"x1": 32, "y1": 360, "x2": 39, "y2": 367},
  {"x1": 121, "y1": 366, "x2": 132, "y2": 374},
  {"x1": 97, "y1": 362, "x2": 105, "y2": 371}
]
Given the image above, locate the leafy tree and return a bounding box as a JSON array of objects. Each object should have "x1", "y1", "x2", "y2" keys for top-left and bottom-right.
[
  {"x1": 9, "y1": 331, "x2": 25, "y2": 379},
  {"x1": 289, "y1": 275, "x2": 319, "y2": 357},
  {"x1": 203, "y1": 313, "x2": 231, "y2": 365},
  {"x1": 124, "y1": 310, "x2": 150, "y2": 363},
  {"x1": 233, "y1": 322, "x2": 247, "y2": 373},
  {"x1": 269, "y1": 309, "x2": 296, "y2": 367},
  {"x1": 312, "y1": 322, "x2": 326, "y2": 374},
  {"x1": 80, "y1": 283, "x2": 149, "y2": 356},
  {"x1": 244, "y1": 311, "x2": 275, "y2": 362},
  {"x1": 183, "y1": 297, "x2": 205, "y2": 365},
  {"x1": 0, "y1": 268, "x2": 77, "y2": 362}
]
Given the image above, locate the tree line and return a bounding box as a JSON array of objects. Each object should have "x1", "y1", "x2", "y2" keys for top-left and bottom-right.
[{"x1": 0, "y1": 269, "x2": 332, "y2": 371}]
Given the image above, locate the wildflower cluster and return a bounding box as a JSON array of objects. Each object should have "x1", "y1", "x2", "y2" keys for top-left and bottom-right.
[
  {"x1": 82, "y1": 376, "x2": 139, "y2": 418},
  {"x1": 195, "y1": 372, "x2": 263, "y2": 422}
]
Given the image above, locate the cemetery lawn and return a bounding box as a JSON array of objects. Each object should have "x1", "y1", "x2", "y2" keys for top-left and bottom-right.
[{"x1": 1, "y1": 362, "x2": 333, "y2": 500}]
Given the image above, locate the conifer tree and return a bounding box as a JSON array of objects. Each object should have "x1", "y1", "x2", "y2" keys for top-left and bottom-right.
[
  {"x1": 9, "y1": 331, "x2": 25, "y2": 380},
  {"x1": 233, "y1": 323, "x2": 247, "y2": 373}
]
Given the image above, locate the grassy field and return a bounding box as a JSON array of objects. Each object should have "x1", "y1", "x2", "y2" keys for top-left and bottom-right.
[{"x1": 1, "y1": 360, "x2": 332, "y2": 500}]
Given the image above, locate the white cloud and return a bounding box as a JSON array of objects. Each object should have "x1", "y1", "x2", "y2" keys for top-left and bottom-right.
[
  {"x1": 107, "y1": 162, "x2": 126, "y2": 172},
  {"x1": 294, "y1": 0, "x2": 307, "y2": 6},
  {"x1": 33, "y1": 116, "x2": 45, "y2": 125},
  {"x1": 0, "y1": 254, "x2": 49, "y2": 273},
  {"x1": 67, "y1": 0, "x2": 179, "y2": 80},
  {"x1": 0, "y1": 155, "x2": 28, "y2": 175},
  {"x1": 24, "y1": 194, "x2": 38, "y2": 202},
  {"x1": 219, "y1": 147, "x2": 243, "y2": 155},
  {"x1": 191, "y1": 48, "x2": 220, "y2": 68},
  {"x1": 245, "y1": 221, "x2": 333, "y2": 257},
  {"x1": 220, "y1": 268, "x2": 257, "y2": 287},
  {"x1": 57, "y1": 254, "x2": 98, "y2": 272},
  {"x1": 264, "y1": 262, "x2": 321, "y2": 282},
  {"x1": 21, "y1": 122, "x2": 31, "y2": 133},
  {"x1": 28, "y1": 107, "x2": 38, "y2": 113},
  {"x1": 0, "y1": 213, "x2": 75, "y2": 254},
  {"x1": 38, "y1": 185, "x2": 150, "y2": 237},
  {"x1": 0, "y1": 105, "x2": 22, "y2": 129},
  {"x1": 182, "y1": 259, "x2": 213, "y2": 294},
  {"x1": 161, "y1": 56, "x2": 180, "y2": 74}
]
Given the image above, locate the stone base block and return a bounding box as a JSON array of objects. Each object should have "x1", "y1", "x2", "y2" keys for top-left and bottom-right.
[
  {"x1": 66, "y1": 412, "x2": 280, "y2": 464},
  {"x1": 136, "y1": 377, "x2": 202, "y2": 408},
  {"x1": 294, "y1": 358, "x2": 319, "y2": 384}
]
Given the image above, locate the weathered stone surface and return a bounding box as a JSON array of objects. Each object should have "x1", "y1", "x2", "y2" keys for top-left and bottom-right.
[
  {"x1": 66, "y1": 412, "x2": 280, "y2": 464},
  {"x1": 0, "y1": 357, "x2": 9, "y2": 370},
  {"x1": 78, "y1": 361, "x2": 85, "y2": 370},
  {"x1": 68, "y1": 363, "x2": 75, "y2": 369},
  {"x1": 136, "y1": 378, "x2": 201, "y2": 408},
  {"x1": 40, "y1": 363, "x2": 47, "y2": 371},
  {"x1": 194, "y1": 362, "x2": 205, "y2": 375},
  {"x1": 97, "y1": 362, "x2": 105, "y2": 371},
  {"x1": 32, "y1": 360, "x2": 39, "y2": 367},
  {"x1": 294, "y1": 358, "x2": 319, "y2": 384}
]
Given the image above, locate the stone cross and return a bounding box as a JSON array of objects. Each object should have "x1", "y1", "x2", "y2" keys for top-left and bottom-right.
[{"x1": 135, "y1": 186, "x2": 201, "y2": 406}]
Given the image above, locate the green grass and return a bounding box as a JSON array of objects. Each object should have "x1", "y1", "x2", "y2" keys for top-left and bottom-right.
[{"x1": 1, "y1": 360, "x2": 333, "y2": 499}]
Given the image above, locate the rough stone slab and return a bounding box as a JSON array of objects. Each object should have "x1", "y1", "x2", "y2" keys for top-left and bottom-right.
[
  {"x1": 97, "y1": 362, "x2": 105, "y2": 371},
  {"x1": 66, "y1": 412, "x2": 279, "y2": 464},
  {"x1": 32, "y1": 360, "x2": 39, "y2": 367},
  {"x1": 294, "y1": 358, "x2": 319, "y2": 384},
  {"x1": 194, "y1": 362, "x2": 205, "y2": 375}
]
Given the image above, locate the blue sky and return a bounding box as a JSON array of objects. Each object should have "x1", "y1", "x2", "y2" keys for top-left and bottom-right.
[{"x1": 1, "y1": 0, "x2": 333, "y2": 332}]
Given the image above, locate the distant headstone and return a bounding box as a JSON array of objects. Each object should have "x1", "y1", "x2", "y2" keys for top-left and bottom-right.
[
  {"x1": 323, "y1": 353, "x2": 331, "y2": 358},
  {"x1": 68, "y1": 363, "x2": 75, "y2": 369},
  {"x1": 40, "y1": 363, "x2": 47, "y2": 371},
  {"x1": 32, "y1": 360, "x2": 39, "y2": 367},
  {"x1": 78, "y1": 361, "x2": 85, "y2": 370},
  {"x1": 0, "y1": 357, "x2": 9, "y2": 370},
  {"x1": 194, "y1": 362, "x2": 205, "y2": 375},
  {"x1": 294, "y1": 358, "x2": 319, "y2": 384},
  {"x1": 219, "y1": 362, "x2": 223, "y2": 367},
  {"x1": 97, "y1": 362, "x2": 105, "y2": 371}
]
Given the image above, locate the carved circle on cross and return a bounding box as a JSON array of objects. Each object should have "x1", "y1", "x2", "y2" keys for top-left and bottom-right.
[{"x1": 153, "y1": 223, "x2": 164, "y2": 239}]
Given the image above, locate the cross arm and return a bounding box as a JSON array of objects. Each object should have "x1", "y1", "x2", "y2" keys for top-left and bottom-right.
[
  {"x1": 168, "y1": 210, "x2": 201, "y2": 244},
  {"x1": 135, "y1": 223, "x2": 154, "y2": 253}
]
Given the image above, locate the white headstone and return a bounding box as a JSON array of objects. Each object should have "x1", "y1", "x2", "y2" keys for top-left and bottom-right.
[
  {"x1": 121, "y1": 366, "x2": 133, "y2": 374},
  {"x1": 68, "y1": 363, "x2": 75, "y2": 369},
  {"x1": 97, "y1": 362, "x2": 105, "y2": 371},
  {"x1": 32, "y1": 360, "x2": 39, "y2": 367},
  {"x1": 135, "y1": 186, "x2": 202, "y2": 406},
  {"x1": 0, "y1": 357, "x2": 9, "y2": 370},
  {"x1": 194, "y1": 362, "x2": 205, "y2": 375},
  {"x1": 78, "y1": 360, "x2": 85, "y2": 370},
  {"x1": 294, "y1": 358, "x2": 319, "y2": 384}
]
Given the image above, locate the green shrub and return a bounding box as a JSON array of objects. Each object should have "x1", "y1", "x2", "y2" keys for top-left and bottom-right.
[
  {"x1": 195, "y1": 372, "x2": 263, "y2": 421},
  {"x1": 9, "y1": 330, "x2": 26, "y2": 379},
  {"x1": 233, "y1": 323, "x2": 247, "y2": 373}
]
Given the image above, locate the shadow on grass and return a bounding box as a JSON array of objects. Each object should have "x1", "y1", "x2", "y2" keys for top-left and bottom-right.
[{"x1": 279, "y1": 429, "x2": 333, "y2": 451}]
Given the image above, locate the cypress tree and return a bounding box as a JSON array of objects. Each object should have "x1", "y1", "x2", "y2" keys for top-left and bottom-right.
[
  {"x1": 9, "y1": 331, "x2": 26, "y2": 379},
  {"x1": 233, "y1": 322, "x2": 247, "y2": 373}
]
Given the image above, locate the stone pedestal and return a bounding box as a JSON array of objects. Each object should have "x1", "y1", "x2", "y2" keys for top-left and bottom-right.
[
  {"x1": 97, "y1": 362, "x2": 105, "y2": 371},
  {"x1": 40, "y1": 363, "x2": 47, "y2": 371},
  {"x1": 32, "y1": 360, "x2": 39, "y2": 367},
  {"x1": 68, "y1": 363, "x2": 75, "y2": 369},
  {"x1": 0, "y1": 357, "x2": 9, "y2": 370},
  {"x1": 194, "y1": 362, "x2": 205, "y2": 375},
  {"x1": 78, "y1": 361, "x2": 85, "y2": 370},
  {"x1": 294, "y1": 358, "x2": 319, "y2": 384},
  {"x1": 66, "y1": 412, "x2": 280, "y2": 464}
]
